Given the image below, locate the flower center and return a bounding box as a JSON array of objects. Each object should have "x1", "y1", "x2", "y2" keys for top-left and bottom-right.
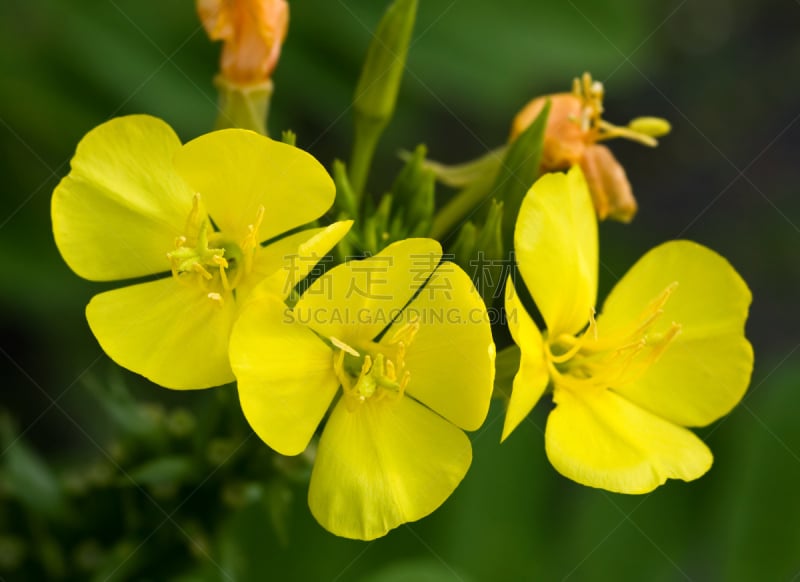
[
  {"x1": 167, "y1": 194, "x2": 264, "y2": 305},
  {"x1": 545, "y1": 282, "x2": 682, "y2": 392},
  {"x1": 330, "y1": 316, "x2": 420, "y2": 410}
]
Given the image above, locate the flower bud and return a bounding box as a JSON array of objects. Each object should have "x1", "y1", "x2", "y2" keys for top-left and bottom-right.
[
  {"x1": 510, "y1": 72, "x2": 668, "y2": 222},
  {"x1": 510, "y1": 93, "x2": 587, "y2": 170},
  {"x1": 198, "y1": 0, "x2": 289, "y2": 85}
]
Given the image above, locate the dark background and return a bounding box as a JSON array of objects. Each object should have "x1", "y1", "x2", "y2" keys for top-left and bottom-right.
[{"x1": 1, "y1": 0, "x2": 799, "y2": 579}]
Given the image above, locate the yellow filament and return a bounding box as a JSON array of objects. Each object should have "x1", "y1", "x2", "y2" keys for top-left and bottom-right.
[
  {"x1": 333, "y1": 316, "x2": 417, "y2": 409},
  {"x1": 548, "y1": 284, "x2": 682, "y2": 392},
  {"x1": 596, "y1": 120, "x2": 658, "y2": 148},
  {"x1": 241, "y1": 205, "x2": 265, "y2": 275}
]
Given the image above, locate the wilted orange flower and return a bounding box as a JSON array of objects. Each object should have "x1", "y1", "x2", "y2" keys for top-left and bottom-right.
[
  {"x1": 510, "y1": 73, "x2": 670, "y2": 223},
  {"x1": 198, "y1": 0, "x2": 289, "y2": 85}
]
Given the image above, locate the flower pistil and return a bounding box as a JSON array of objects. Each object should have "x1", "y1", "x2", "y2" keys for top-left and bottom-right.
[{"x1": 167, "y1": 194, "x2": 265, "y2": 304}]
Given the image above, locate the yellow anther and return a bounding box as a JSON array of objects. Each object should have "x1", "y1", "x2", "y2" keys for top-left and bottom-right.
[
  {"x1": 628, "y1": 116, "x2": 671, "y2": 139},
  {"x1": 207, "y1": 292, "x2": 224, "y2": 306},
  {"x1": 331, "y1": 337, "x2": 360, "y2": 357}
]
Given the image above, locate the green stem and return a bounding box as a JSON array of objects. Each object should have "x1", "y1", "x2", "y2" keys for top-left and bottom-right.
[
  {"x1": 348, "y1": 119, "x2": 384, "y2": 207},
  {"x1": 430, "y1": 170, "x2": 496, "y2": 240}
]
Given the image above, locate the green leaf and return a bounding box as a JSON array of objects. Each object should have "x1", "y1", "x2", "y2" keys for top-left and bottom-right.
[
  {"x1": 0, "y1": 413, "x2": 65, "y2": 518},
  {"x1": 361, "y1": 558, "x2": 471, "y2": 582},
  {"x1": 82, "y1": 374, "x2": 162, "y2": 444},
  {"x1": 126, "y1": 455, "x2": 196, "y2": 487},
  {"x1": 217, "y1": 490, "x2": 291, "y2": 581}
]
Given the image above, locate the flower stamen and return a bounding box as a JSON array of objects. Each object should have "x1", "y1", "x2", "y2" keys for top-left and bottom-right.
[{"x1": 547, "y1": 283, "x2": 682, "y2": 392}]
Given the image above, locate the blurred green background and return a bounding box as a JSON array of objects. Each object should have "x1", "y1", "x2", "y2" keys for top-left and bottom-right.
[{"x1": 1, "y1": 0, "x2": 799, "y2": 579}]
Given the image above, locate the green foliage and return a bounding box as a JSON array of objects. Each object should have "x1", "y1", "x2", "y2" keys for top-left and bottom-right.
[{"x1": 0, "y1": 414, "x2": 65, "y2": 519}]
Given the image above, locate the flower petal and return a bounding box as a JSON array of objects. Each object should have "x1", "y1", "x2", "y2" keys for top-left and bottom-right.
[
  {"x1": 514, "y1": 166, "x2": 598, "y2": 336},
  {"x1": 501, "y1": 278, "x2": 550, "y2": 441},
  {"x1": 546, "y1": 387, "x2": 713, "y2": 494},
  {"x1": 174, "y1": 130, "x2": 335, "y2": 243},
  {"x1": 294, "y1": 238, "x2": 442, "y2": 346},
  {"x1": 240, "y1": 220, "x2": 354, "y2": 303},
  {"x1": 230, "y1": 295, "x2": 339, "y2": 456},
  {"x1": 86, "y1": 278, "x2": 237, "y2": 389},
  {"x1": 398, "y1": 261, "x2": 494, "y2": 431},
  {"x1": 598, "y1": 240, "x2": 753, "y2": 427},
  {"x1": 52, "y1": 115, "x2": 194, "y2": 281},
  {"x1": 308, "y1": 396, "x2": 471, "y2": 540}
]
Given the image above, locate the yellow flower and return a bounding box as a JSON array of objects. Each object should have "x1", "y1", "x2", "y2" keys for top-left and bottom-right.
[
  {"x1": 502, "y1": 167, "x2": 753, "y2": 493},
  {"x1": 229, "y1": 239, "x2": 495, "y2": 539},
  {"x1": 510, "y1": 72, "x2": 671, "y2": 223},
  {"x1": 197, "y1": 0, "x2": 289, "y2": 85},
  {"x1": 52, "y1": 114, "x2": 348, "y2": 389}
]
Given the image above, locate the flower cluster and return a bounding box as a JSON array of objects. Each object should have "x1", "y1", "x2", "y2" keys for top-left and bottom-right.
[
  {"x1": 52, "y1": 116, "x2": 495, "y2": 539},
  {"x1": 50, "y1": 0, "x2": 753, "y2": 544}
]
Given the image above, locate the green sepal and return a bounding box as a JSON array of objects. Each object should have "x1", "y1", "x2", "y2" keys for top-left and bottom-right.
[
  {"x1": 281, "y1": 129, "x2": 297, "y2": 146},
  {"x1": 417, "y1": 146, "x2": 507, "y2": 188},
  {"x1": 362, "y1": 193, "x2": 395, "y2": 254},
  {"x1": 451, "y1": 221, "x2": 477, "y2": 272},
  {"x1": 391, "y1": 144, "x2": 435, "y2": 237},
  {"x1": 491, "y1": 100, "x2": 549, "y2": 249},
  {"x1": 493, "y1": 344, "x2": 521, "y2": 400},
  {"x1": 473, "y1": 199, "x2": 505, "y2": 306}
]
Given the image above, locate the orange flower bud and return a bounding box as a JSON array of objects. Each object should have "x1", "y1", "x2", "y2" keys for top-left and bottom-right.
[
  {"x1": 509, "y1": 73, "x2": 667, "y2": 222},
  {"x1": 198, "y1": 0, "x2": 289, "y2": 85},
  {"x1": 510, "y1": 93, "x2": 588, "y2": 170}
]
